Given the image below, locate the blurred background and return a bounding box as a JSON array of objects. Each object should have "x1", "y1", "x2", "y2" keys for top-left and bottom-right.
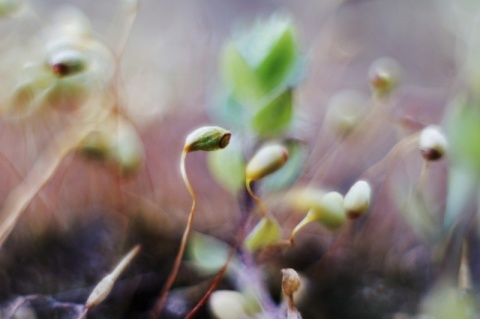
[{"x1": 0, "y1": 0, "x2": 473, "y2": 318}]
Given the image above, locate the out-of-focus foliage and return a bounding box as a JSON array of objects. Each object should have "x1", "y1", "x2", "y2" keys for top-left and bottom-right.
[
  {"x1": 244, "y1": 216, "x2": 282, "y2": 251},
  {"x1": 421, "y1": 282, "x2": 475, "y2": 319}
]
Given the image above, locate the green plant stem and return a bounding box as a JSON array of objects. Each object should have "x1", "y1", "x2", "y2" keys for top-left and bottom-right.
[{"x1": 151, "y1": 149, "x2": 197, "y2": 317}]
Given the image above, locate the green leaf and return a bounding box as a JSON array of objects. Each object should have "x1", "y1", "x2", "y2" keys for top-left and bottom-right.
[
  {"x1": 232, "y1": 13, "x2": 297, "y2": 96},
  {"x1": 252, "y1": 88, "x2": 293, "y2": 137},
  {"x1": 188, "y1": 232, "x2": 233, "y2": 274},
  {"x1": 220, "y1": 42, "x2": 262, "y2": 102},
  {"x1": 443, "y1": 166, "x2": 478, "y2": 232},
  {"x1": 244, "y1": 216, "x2": 281, "y2": 252},
  {"x1": 207, "y1": 136, "x2": 245, "y2": 194},
  {"x1": 444, "y1": 96, "x2": 480, "y2": 232},
  {"x1": 261, "y1": 140, "x2": 306, "y2": 193},
  {"x1": 448, "y1": 101, "x2": 480, "y2": 173},
  {"x1": 254, "y1": 26, "x2": 296, "y2": 94}
]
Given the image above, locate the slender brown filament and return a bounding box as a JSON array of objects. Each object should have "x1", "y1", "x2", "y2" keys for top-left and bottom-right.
[
  {"x1": 152, "y1": 149, "x2": 197, "y2": 317},
  {"x1": 246, "y1": 179, "x2": 268, "y2": 218}
]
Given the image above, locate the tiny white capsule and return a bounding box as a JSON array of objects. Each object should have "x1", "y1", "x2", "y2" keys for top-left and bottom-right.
[
  {"x1": 245, "y1": 144, "x2": 288, "y2": 182},
  {"x1": 344, "y1": 180, "x2": 372, "y2": 219},
  {"x1": 419, "y1": 125, "x2": 448, "y2": 161},
  {"x1": 368, "y1": 57, "x2": 401, "y2": 97},
  {"x1": 47, "y1": 49, "x2": 88, "y2": 77}
]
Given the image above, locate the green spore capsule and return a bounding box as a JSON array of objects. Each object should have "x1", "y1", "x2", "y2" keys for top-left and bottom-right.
[{"x1": 184, "y1": 126, "x2": 231, "y2": 152}]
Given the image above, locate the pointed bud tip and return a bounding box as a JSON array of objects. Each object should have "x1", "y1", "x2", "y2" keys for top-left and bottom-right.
[
  {"x1": 419, "y1": 125, "x2": 447, "y2": 161},
  {"x1": 219, "y1": 132, "x2": 231, "y2": 149}
]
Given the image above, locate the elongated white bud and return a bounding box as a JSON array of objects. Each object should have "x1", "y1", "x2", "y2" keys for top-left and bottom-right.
[
  {"x1": 419, "y1": 125, "x2": 448, "y2": 161},
  {"x1": 86, "y1": 245, "x2": 140, "y2": 308},
  {"x1": 245, "y1": 144, "x2": 288, "y2": 181},
  {"x1": 344, "y1": 180, "x2": 372, "y2": 219}
]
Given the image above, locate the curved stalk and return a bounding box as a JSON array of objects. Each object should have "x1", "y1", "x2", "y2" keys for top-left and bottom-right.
[
  {"x1": 246, "y1": 179, "x2": 267, "y2": 218},
  {"x1": 152, "y1": 149, "x2": 197, "y2": 316}
]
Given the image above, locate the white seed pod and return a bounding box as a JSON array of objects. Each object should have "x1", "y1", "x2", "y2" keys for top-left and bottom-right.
[
  {"x1": 344, "y1": 180, "x2": 372, "y2": 219},
  {"x1": 184, "y1": 126, "x2": 231, "y2": 152},
  {"x1": 324, "y1": 90, "x2": 368, "y2": 136},
  {"x1": 368, "y1": 57, "x2": 401, "y2": 97},
  {"x1": 209, "y1": 290, "x2": 254, "y2": 319},
  {"x1": 47, "y1": 49, "x2": 88, "y2": 77},
  {"x1": 419, "y1": 125, "x2": 448, "y2": 161},
  {"x1": 245, "y1": 144, "x2": 289, "y2": 182},
  {"x1": 86, "y1": 245, "x2": 140, "y2": 308}
]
